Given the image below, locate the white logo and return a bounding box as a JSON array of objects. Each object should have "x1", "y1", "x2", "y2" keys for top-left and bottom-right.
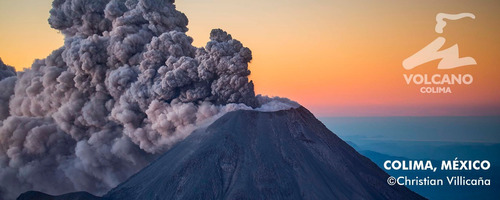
[{"x1": 403, "y1": 13, "x2": 476, "y2": 70}]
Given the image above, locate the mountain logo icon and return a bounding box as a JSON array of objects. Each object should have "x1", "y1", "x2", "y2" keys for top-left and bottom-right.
[{"x1": 403, "y1": 13, "x2": 477, "y2": 70}]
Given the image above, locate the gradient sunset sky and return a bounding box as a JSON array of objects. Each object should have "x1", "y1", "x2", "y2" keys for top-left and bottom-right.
[{"x1": 0, "y1": 0, "x2": 499, "y2": 116}]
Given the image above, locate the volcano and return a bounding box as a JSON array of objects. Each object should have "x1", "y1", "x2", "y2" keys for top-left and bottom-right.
[{"x1": 18, "y1": 106, "x2": 423, "y2": 200}]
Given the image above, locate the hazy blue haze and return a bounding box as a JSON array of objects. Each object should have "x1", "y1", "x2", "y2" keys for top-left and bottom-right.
[{"x1": 319, "y1": 116, "x2": 500, "y2": 200}]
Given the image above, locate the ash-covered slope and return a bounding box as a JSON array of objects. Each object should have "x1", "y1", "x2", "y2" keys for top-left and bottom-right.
[
  {"x1": 107, "y1": 106, "x2": 422, "y2": 199},
  {"x1": 19, "y1": 106, "x2": 424, "y2": 200}
]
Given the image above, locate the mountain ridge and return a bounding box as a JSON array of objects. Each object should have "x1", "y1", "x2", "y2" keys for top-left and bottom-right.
[{"x1": 18, "y1": 106, "x2": 424, "y2": 200}]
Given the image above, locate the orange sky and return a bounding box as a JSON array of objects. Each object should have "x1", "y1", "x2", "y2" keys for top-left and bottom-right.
[{"x1": 0, "y1": 0, "x2": 499, "y2": 116}]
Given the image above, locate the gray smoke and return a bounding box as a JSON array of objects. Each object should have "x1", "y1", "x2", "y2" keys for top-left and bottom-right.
[
  {"x1": 0, "y1": 58, "x2": 16, "y2": 120},
  {"x1": 0, "y1": 58, "x2": 16, "y2": 81},
  {"x1": 0, "y1": 0, "x2": 298, "y2": 199}
]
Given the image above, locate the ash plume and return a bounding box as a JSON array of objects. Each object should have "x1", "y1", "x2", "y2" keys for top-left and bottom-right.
[
  {"x1": 0, "y1": 58, "x2": 16, "y2": 120},
  {"x1": 0, "y1": 0, "x2": 297, "y2": 199}
]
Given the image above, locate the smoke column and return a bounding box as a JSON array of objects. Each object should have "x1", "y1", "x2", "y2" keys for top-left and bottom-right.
[{"x1": 0, "y1": 0, "x2": 298, "y2": 199}]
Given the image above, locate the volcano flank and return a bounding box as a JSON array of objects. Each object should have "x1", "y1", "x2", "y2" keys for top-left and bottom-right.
[{"x1": 19, "y1": 107, "x2": 424, "y2": 200}]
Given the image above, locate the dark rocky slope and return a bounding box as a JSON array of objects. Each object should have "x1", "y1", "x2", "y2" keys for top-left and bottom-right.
[{"x1": 19, "y1": 107, "x2": 424, "y2": 200}]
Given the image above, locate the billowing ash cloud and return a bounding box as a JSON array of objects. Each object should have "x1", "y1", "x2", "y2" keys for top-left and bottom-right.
[
  {"x1": 0, "y1": 59, "x2": 17, "y2": 120},
  {"x1": 0, "y1": 0, "x2": 298, "y2": 199},
  {"x1": 0, "y1": 58, "x2": 16, "y2": 80}
]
